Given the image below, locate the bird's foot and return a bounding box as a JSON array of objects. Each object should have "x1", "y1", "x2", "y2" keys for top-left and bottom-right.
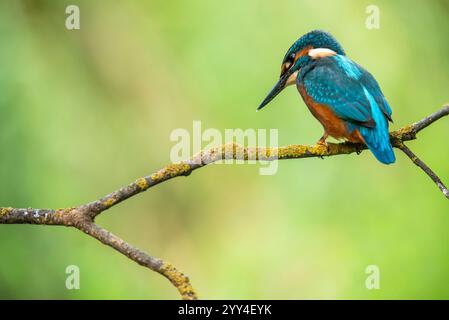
[
  {"x1": 317, "y1": 139, "x2": 328, "y2": 147},
  {"x1": 317, "y1": 133, "x2": 329, "y2": 146},
  {"x1": 315, "y1": 138, "x2": 329, "y2": 159},
  {"x1": 313, "y1": 132, "x2": 330, "y2": 159}
]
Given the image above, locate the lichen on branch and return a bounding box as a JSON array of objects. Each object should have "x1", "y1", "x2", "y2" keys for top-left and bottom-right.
[{"x1": 0, "y1": 105, "x2": 448, "y2": 300}]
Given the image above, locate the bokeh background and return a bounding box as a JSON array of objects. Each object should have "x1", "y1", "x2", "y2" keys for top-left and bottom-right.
[{"x1": 0, "y1": 0, "x2": 448, "y2": 299}]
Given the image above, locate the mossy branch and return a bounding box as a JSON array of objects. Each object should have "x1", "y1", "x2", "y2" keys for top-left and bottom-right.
[{"x1": 0, "y1": 105, "x2": 448, "y2": 300}]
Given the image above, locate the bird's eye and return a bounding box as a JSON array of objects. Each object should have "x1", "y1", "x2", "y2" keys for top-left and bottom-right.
[
  {"x1": 281, "y1": 52, "x2": 297, "y2": 76},
  {"x1": 283, "y1": 53, "x2": 296, "y2": 70},
  {"x1": 288, "y1": 53, "x2": 296, "y2": 62}
]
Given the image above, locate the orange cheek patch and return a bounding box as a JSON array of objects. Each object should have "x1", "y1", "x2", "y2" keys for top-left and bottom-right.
[{"x1": 294, "y1": 45, "x2": 313, "y2": 62}]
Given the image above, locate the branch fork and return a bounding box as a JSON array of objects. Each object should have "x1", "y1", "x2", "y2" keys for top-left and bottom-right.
[{"x1": 1, "y1": 105, "x2": 448, "y2": 299}]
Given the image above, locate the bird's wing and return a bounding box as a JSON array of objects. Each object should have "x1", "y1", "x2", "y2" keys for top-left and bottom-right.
[
  {"x1": 359, "y1": 68, "x2": 393, "y2": 121},
  {"x1": 302, "y1": 55, "x2": 390, "y2": 127}
]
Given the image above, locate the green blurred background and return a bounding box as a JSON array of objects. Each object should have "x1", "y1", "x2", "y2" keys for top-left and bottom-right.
[{"x1": 0, "y1": 0, "x2": 448, "y2": 299}]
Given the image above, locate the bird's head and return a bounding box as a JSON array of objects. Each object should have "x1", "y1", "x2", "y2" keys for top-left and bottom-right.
[{"x1": 258, "y1": 30, "x2": 345, "y2": 111}]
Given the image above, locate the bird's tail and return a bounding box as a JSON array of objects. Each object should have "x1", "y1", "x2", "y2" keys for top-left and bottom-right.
[
  {"x1": 359, "y1": 125, "x2": 395, "y2": 164},
  {"x1": 358, "y1": 87, "x2": 395, "y2": 165}
]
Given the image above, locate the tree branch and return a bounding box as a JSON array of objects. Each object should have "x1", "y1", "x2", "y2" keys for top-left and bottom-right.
[
  {"x1": 397, "y1": 143, "x2": 449, "y2": 199},
  {"x1": 0, "y1": 206, "x2": 197, "y2": 300},
  {"x1": 1, "y1": 105, "x2": 448, "y2": 299}
]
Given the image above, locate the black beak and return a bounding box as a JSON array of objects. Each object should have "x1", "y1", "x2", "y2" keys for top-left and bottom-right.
[{"x1": 257, "y1": 69, "x2": 291, "y2": 111}]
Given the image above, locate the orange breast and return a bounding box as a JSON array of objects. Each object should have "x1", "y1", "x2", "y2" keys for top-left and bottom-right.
[{"x1": 298, "y1": 84, "x2": 364, "y2": 143}]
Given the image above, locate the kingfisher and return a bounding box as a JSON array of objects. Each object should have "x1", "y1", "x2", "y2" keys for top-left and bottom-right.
[{"x1": 258, "y1": 30, "x2": 395, "y2": 164}]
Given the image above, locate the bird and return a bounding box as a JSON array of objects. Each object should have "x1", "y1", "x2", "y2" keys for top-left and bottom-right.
[{"x1": 258, "y1": 30, "x2": 395, "y2": 164}]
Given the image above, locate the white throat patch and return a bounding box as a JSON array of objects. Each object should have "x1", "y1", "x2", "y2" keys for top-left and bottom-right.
[
  {"x1": 308, "y1": 48, "x2": 337, "y2": 59},
  {"x1": 286, "y1": 70, "x2": 298, "y2": 86}
]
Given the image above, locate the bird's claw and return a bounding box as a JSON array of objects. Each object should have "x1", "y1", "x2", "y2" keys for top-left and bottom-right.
[
  {"x1": 315, "y1": 140, "x2": 329, "y2": 159},
  {"x1": 317, "y1": 140, "x2": 329, "y2": 151}
]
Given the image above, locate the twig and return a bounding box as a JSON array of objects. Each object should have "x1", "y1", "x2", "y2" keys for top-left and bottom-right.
[
  {"x1": 397, "y1": 143, "x2": 449, "y2": 199},
  {"x1": 1, "y1": 105, "x2": 448, "y2": 299},
  {"x1": 0, "y1": 206, "x2": 197, "y2": 300}
]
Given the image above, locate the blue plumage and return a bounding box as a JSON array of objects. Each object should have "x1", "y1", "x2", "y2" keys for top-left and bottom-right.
[
  {"x1": 299, "y1": 56, "x2": 373, "y2": 125},
  {"x1": 357, "y1": 87, "x2": 395, "y2": 164},
  {"x1": 258, "y1": 30, "x2": 396, "y2": 165},
  {"x1": 299, "y1": 55, "x2": 395, "y2": 164}
]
